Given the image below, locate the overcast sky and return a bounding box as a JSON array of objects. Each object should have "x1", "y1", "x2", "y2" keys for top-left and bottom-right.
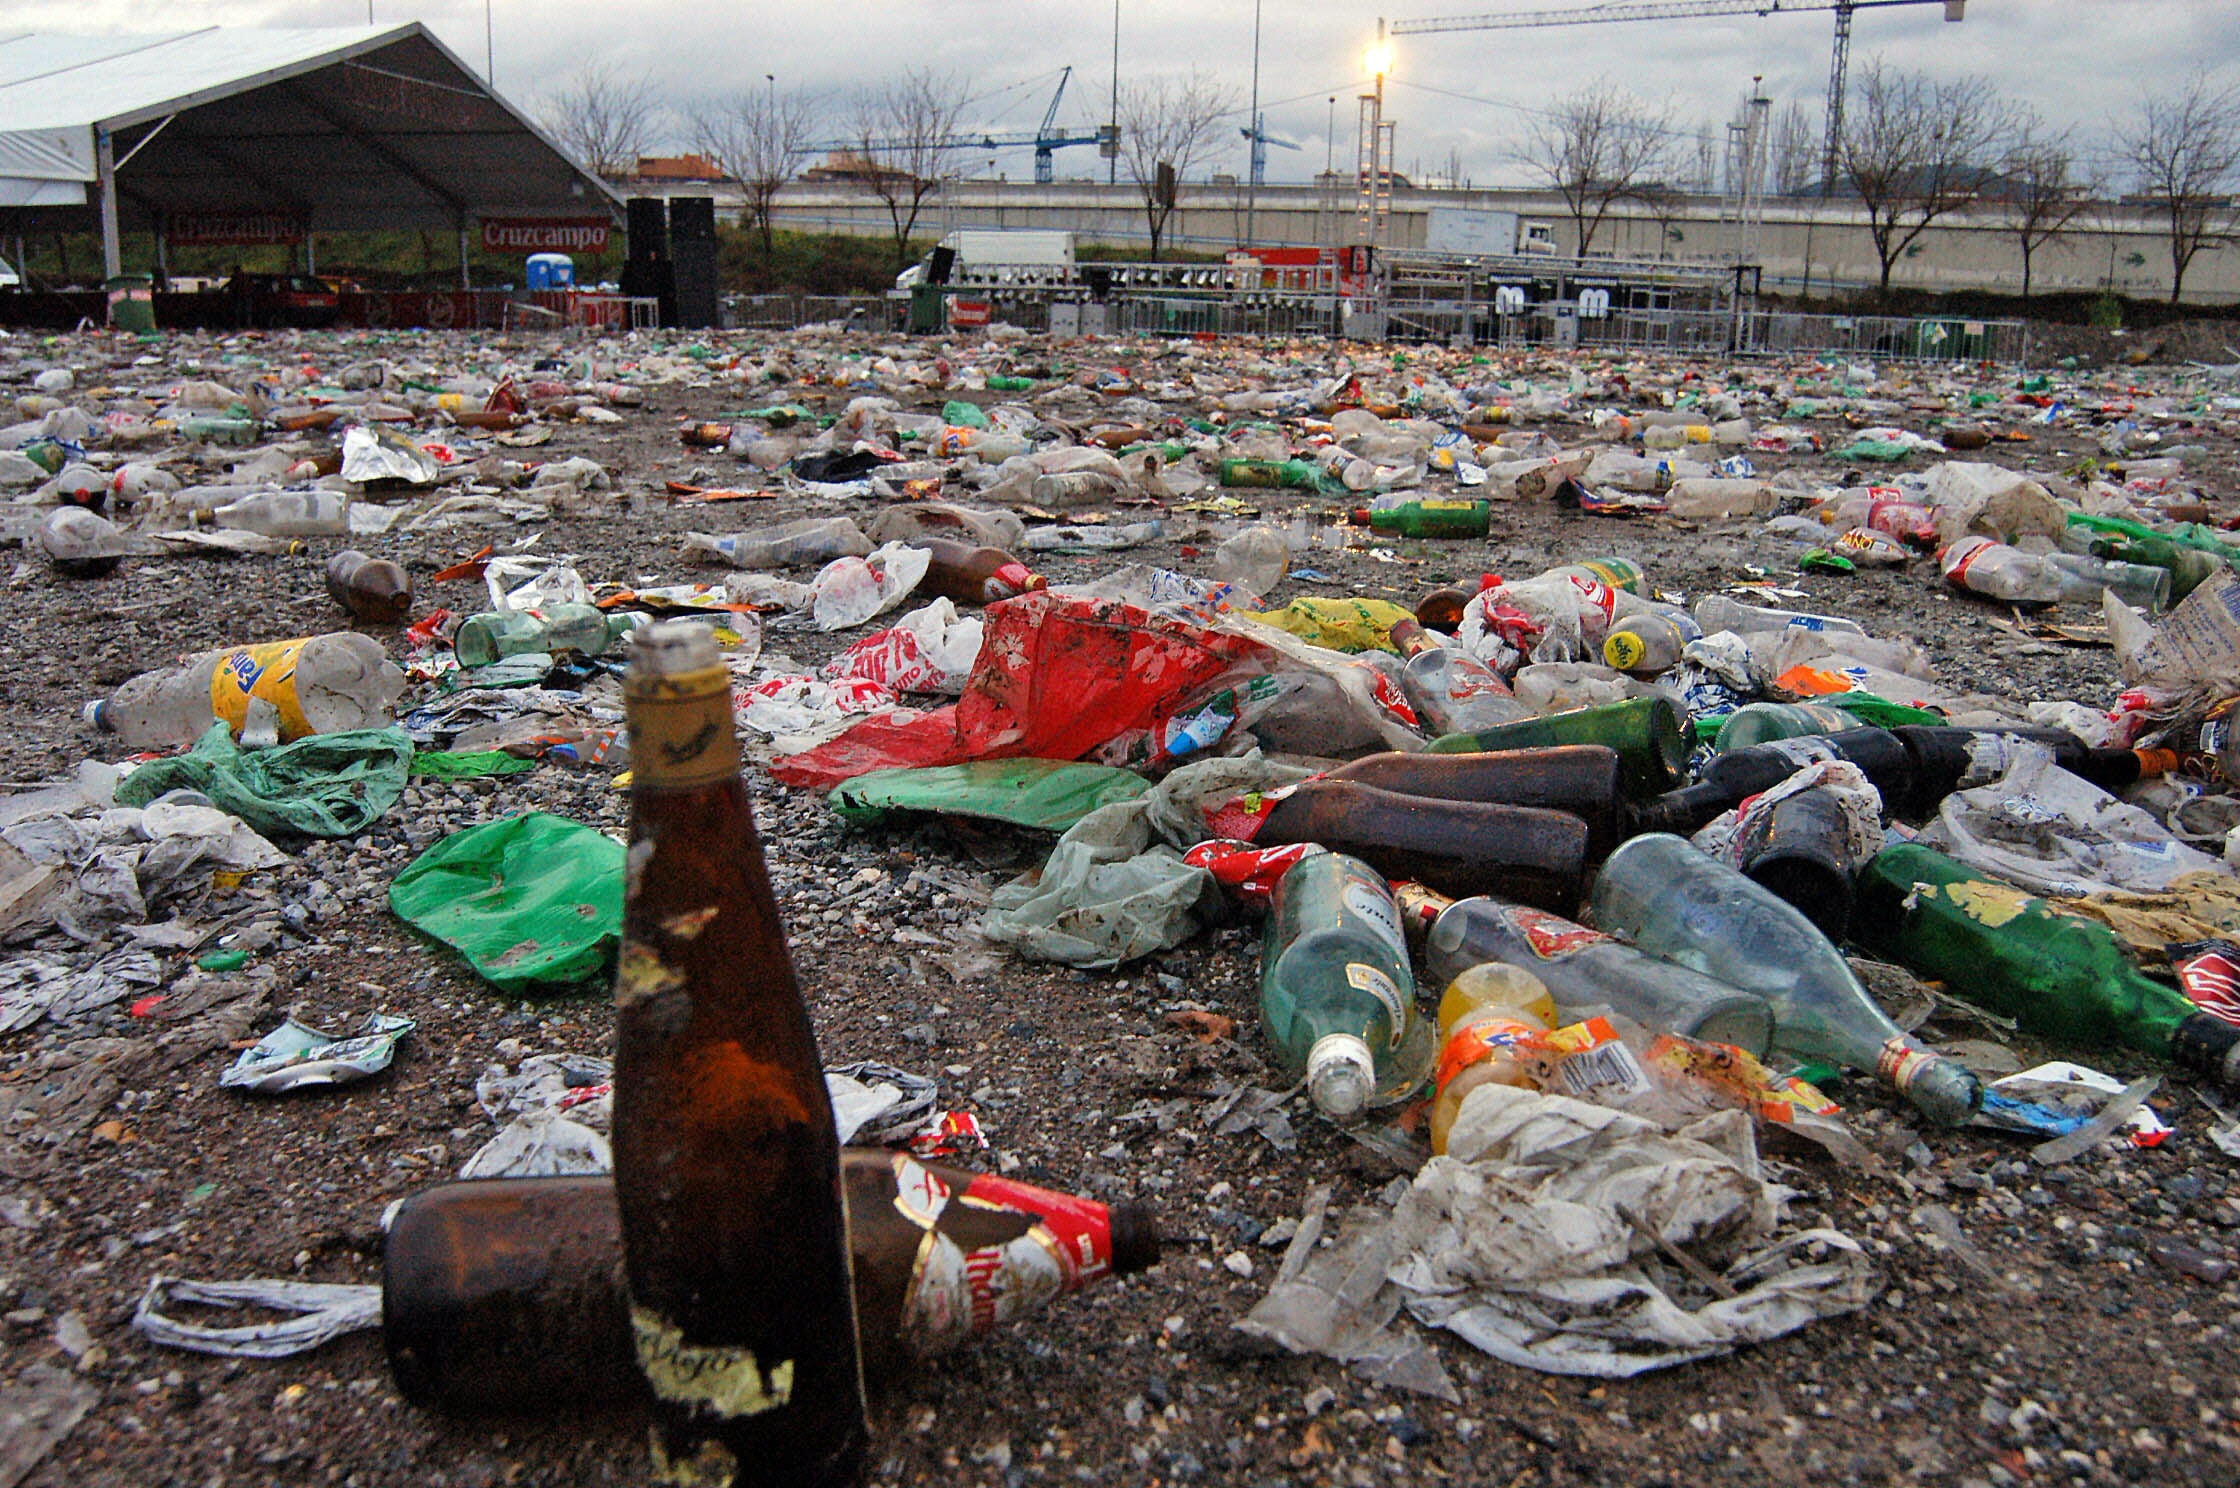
[{"x1": 16, "y1": 1, "x2": 2240, "y2": 186}]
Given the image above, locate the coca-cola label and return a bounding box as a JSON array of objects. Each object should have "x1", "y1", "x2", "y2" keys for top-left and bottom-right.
[
  {"x1": 897, "y1": 1163, "x2": 1118, "y2": 1351},
  {"x1": 2173, "y1": 941, "x2": 2240, "y2": 1028},
  {"x1": 1503, "y1": 904, "x2": 1608, "y2": 960}
]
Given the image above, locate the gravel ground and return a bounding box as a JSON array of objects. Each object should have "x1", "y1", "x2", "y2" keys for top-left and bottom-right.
[{"x1": 5, "y1": 324, "x2": 2240, "y2": 1488}]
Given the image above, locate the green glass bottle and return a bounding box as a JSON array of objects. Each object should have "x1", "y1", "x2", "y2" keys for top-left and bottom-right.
[
  {"x1": 1712, "y1": 696, "x2": 1942, "y2": 752},
  {"x1": 1349, "y1": 500, "x2": 1492, "y2": 539},
  {"x1": 454, "y1": 605, "x2": 628, "y2": 668},
  {"x1": 2067, "y1": 512, "x2": 2240, "y2": 568},
  {"x1": 1427, "y1": 695, "x2": 1690, "y2": 800},
  {"x1": 985, "y1": 375, "x2": 1034, "y2": 391},
  {"x1": 2082, "y1": 529, "x2": 2226, "y2": 601},
  {"x1": 1853, "y1": 843, "x2": 2240, "y2": 1085},
  {"x1": 1259, "y1": 852, "x2": 1434, "y2": 1124},
  {"x1": 1219, "y1": 457, "x2": 1322, "y2": 490}
]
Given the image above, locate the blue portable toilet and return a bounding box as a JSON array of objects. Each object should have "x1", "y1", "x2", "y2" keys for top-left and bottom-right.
[{"x1": 525, "y1": 254, "x2": 575, "y2": 290}]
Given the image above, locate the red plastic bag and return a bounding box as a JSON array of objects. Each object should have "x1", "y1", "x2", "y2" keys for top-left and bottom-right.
[{"x1": 770, "y1": 592, "x2": 1272, "y2": 789}]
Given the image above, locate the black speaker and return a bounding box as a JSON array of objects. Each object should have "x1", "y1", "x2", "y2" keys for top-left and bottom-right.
[
  {"x1": 619, "y1": 257, "x2": 666, "y2": 301},
  {"x1": 625, "y1": 197, "x2": 668, "y2": 262},
  {"x1": 669, "y1": 196, "x2": 716, "y2": 243},
  {"x1": 927, "y1": 245, "x2": 956, "y2": 285},
  {"x1": 1083, "y1": 264, "x2": 1114, "y2": 301},
  {"x1": 670, "y1": 237, "x2": 719, "y2": 329}
]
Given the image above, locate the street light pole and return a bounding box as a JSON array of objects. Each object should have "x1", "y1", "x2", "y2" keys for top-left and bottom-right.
[
  {"x1": 484, "y1": 0, "x2": 493, "y2": 84},
  {"x1": 1108, "y1": 0, "x2": 1121, "y2": 187},
  {"x1": 1244, "y1": 0, "x2": 1261, "y2": 248}
]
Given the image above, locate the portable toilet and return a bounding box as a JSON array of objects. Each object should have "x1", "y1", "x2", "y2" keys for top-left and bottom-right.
[{"x1": 525, "y1": 254, "x2": 575, "y2": 291}]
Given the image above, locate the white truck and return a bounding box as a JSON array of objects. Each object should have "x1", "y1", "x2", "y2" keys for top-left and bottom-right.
[
  {"x1": 895, "y1": 229, "x2": 1076, "y2": 289},
  {"x1": 1424, "y1": 207, "x2": 1554, "y2": 257}
]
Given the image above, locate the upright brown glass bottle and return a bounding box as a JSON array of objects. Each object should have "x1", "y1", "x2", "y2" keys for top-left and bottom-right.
[{"x1": 612, "y1": 622, "x2": 866, "y2": 1488}]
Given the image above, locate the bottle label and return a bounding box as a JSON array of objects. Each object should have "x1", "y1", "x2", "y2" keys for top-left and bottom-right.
[
  {"x1": 209, "y1": 638, "x2": 314, "y2": 741},
  {"x1": 1502, "y1": 904, "x2": 1609, "y2": 960},
  {"x1": 1344, "y1": 963, "x2": 1409, "y2": 1044},
  {"x1": 1940, "y1": 536, "x2": 1997, "y2": 588},
  {"x1": 1957, "y1": 733, "x2": 2048, "y2": 789},
  {"x1": 2170, "y1": 941, "x2": 2240, "y2": 1028},
  {"x1": 883, "y1": 1154, "x2": 1116, "y2": 1352},
  {"x1": 1434, "y1": 1016, "x2": 1542, "y2": 1094},
  {"x1": 1874, "y1": 1037, "x2": 1937, "y2": 1095},
  {"x1": 630, "y1": 1305, "x2": 795, "y2": 1419},
  {"x1": 1417, "y1": 500, "x2": 1476, "y2": 513},
  {"x1": 1542, "y1": 1017, "x2": 1650, "y2": 1098},
  {"x1": 1342, "y1": 881, "x2": 1410, "y2": 961},
  {"x1": 625, "y1": 664, "x2": 741, "y2": 788}
]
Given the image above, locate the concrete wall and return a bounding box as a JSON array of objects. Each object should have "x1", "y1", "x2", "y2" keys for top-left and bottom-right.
[{"x1": 631, "y1": 177, "x2": 2240, "y2": 305}]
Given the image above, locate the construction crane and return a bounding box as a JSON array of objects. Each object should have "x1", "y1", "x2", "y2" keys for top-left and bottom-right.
[
  {"x1": 1240, "y1": 113, "x2": 1304, "y2": 188},
  {"x1": 804, "y1": 67, "x2": 1118, "y2": 183},
  {"x1": 1387, "y1": 1, "x2": 1967, "y2": 193},
  {"x1": 971, "y1": 67, "x2": 1118, "y2": 184}
]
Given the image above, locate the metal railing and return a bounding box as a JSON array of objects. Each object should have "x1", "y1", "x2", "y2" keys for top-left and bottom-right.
[{"x1": 1743, "y1": 311, "x2": 2030, "y2": 365}]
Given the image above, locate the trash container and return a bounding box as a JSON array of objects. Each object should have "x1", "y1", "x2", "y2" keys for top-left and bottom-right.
[
  {"x1": 106, "y1": 274, "x2": 155, "y2": 334},
  {"x1": 909, "y1": 283, "x2": 946, "y2": 335}
]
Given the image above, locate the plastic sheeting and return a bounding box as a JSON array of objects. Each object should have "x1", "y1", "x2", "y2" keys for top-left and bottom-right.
[{"x1": 387, "y1": 812, "x2": 624, "y2": 993}]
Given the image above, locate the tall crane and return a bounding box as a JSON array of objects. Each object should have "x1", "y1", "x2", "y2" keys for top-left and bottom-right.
[
  {"x1": 805, "y1": 67, "x2": 1118, "y2": 184},
  {"x1": 1387, "y1": 0, "x2": 1967, "y2": 193},
  {"x1": 1240, "y1": 114, "x2": 1305, "y2": 188}
]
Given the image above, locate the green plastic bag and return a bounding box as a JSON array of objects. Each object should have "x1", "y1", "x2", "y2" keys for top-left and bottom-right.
[
  {"x1": 1830, "y1": 438, "x2": 1913, "y2": 462},
  {"x1": 388, "y1": 812, "x2": 624, "y2": 994},
  {"x1": 830, "y1": 759, "x2": 1152, "y2": 833},
  {"x1": 409, "y1": 749, "x2": 539, "y2": 779},
  {"x1": 941, "y1": 399, "x2": 990, "y2": 430},
  {"x1": 115, "y1": 723, "x2": 412, "y2": 839}
]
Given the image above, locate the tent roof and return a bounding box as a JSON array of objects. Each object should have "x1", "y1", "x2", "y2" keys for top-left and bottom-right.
[{"x1": 0, "y1": 26, "x2": 619, "y2": 230}]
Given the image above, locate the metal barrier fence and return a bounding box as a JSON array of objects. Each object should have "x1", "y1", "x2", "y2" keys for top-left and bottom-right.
[{"x1": 710, "y1": 289, "x2": 2033, "y2": 365}]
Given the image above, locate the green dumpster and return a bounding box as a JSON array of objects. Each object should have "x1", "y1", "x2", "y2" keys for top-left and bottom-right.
[
  {"x1": 106, "y1": 274, "x2": 155, "y2": 333},
  {"x1": 908, "y1": 283, "x2": 947, "y2": 334}
]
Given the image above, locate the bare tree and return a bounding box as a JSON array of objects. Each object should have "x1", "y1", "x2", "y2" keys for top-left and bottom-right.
[
  {"x1": 2116, "y1": 72, "x2": 2240, "y2": 304},
  {"x1": 1768, "y1": 100, "x2": 1819, "y2": 196},
  {"x1": 848, "y1": 70, "x2": 972, "y2": 269},
  {"x1": 1839, "y1": 60, "x2": 2011, "y2": 297},
  {"x1": 1997, "y1": 114, "x2": 2094, "y2": 300},
  {"x1": 1117, "y1": 72, "x2": 1237, "y2": 258},
  {"x1": 1518, "y1": 81, "x2": 1676, "y2": 258},
  {"x1": 1691, "y1": 124, "x2": 1719, "y2": 194},
  {"x1": 689, "y1": 88, "x2": 817, "y2": 261},
  {"x1": 542, "y1": 61, "x2": 660, "y2": 180}
]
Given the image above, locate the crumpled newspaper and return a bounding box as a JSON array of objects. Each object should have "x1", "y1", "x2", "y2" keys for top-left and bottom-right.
[
  {"x1": 1238, "y1": 1082, "x2": 1878, "y2": 1383},
  {"x1": 219, "y1": 1012, "x2": 416, "y2": 1093}
]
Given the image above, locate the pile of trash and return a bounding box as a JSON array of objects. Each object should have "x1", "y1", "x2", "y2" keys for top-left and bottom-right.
[{"x1": 7, "y1": 320, "x2": 2240, "y2": 1476}]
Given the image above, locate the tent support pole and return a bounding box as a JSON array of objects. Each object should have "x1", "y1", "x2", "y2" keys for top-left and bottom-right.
[{"x1": 97, "y1": 128, "x2": 122, "y2": 279}]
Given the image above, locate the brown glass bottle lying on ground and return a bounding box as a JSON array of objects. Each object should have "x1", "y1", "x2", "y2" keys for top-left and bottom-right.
[
  {"x1": 910, "y1": 538, "x2": 1050, "y2": 606},
  {"x1": 325, "y1": 550, "x2": 412, "y2": 625},
  {"x1": 1254, "y1": 779, "x2": 1590, "y2": 913},
  {"x1": 611, "y1": 622, "x2": 864, "y2": 1487},
  {"x1": 382, "y1": 1151, "x2": 1161, "y2": 1416},
  {"x1": 1321, "y1": 745, "x2": 1627, "y2": 860}
]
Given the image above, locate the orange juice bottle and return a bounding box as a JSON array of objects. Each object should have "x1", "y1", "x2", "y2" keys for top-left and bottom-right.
[{"x1": 1428, "y1": 962, "x2": 1557, "y2": 1155}]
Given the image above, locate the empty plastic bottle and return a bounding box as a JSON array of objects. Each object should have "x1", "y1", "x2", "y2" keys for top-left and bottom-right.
[
  {"x1": 2043, "y1": 551, "x2": 2171, "y2": 612},
  {"x1": 1589, "y1": 834, "x2": 1982, "y2": 1125},
  {"x1": 680, "y1": 518, "x2": 872, "y2": 570},
  {"x1": 1601, "y1": 610, "x2": 1701, "y2": 676},
  {"x1": 453, "y1": 605, "x2": 627, "y2": 668},
  {"x1": 195, "y1": 488, "x2": 350, "y2": 537},
  {"x1": 1691, "y1": 594, "x2": 1865, "y2": 638},
  {"x1": 1019, "y1": 520, "x2": 1164, "y2": 552},
  {"x1": 1387, "y1": 619, "x2": 1531, "y2": 735},
  {"x1": 325, "y1": 550, "x2": 412, "y2": 625},
  {"x1": 1399, "y1": 886, "x2": 1774, "y2": 1055},
  {"x1": 85, "y1": 633, "x2": 406, "y2": 749},
  {"x1": 1260, "y1": 853, "x2": 1434, "y2": 1124},
  {"x1": 1939, "y1": 536, "x2": 2068, "y2": 605},
  {"x1": 39, "y1": 506, "x2": 133, "y2": 577},
  {"x1": 1426, "y1": 962, "x2": 1555, "y2": 1155}
]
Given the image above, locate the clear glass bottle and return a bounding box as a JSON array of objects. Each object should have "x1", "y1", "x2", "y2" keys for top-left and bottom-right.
[
  {"x1": 452, "y1": 605, "x2": 625, "y2": 668},
  {"x1": 1588, "y1": 833, "x2": 1982, "y2": 1125},
  {"x1": 1259, "y1": 853, "x2": 1433, "y2": 1123}
]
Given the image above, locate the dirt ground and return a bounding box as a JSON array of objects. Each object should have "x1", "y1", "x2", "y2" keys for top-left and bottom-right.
[{"x1": 6, "y1": 323, "x2": 2240, "y2": 1488}]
